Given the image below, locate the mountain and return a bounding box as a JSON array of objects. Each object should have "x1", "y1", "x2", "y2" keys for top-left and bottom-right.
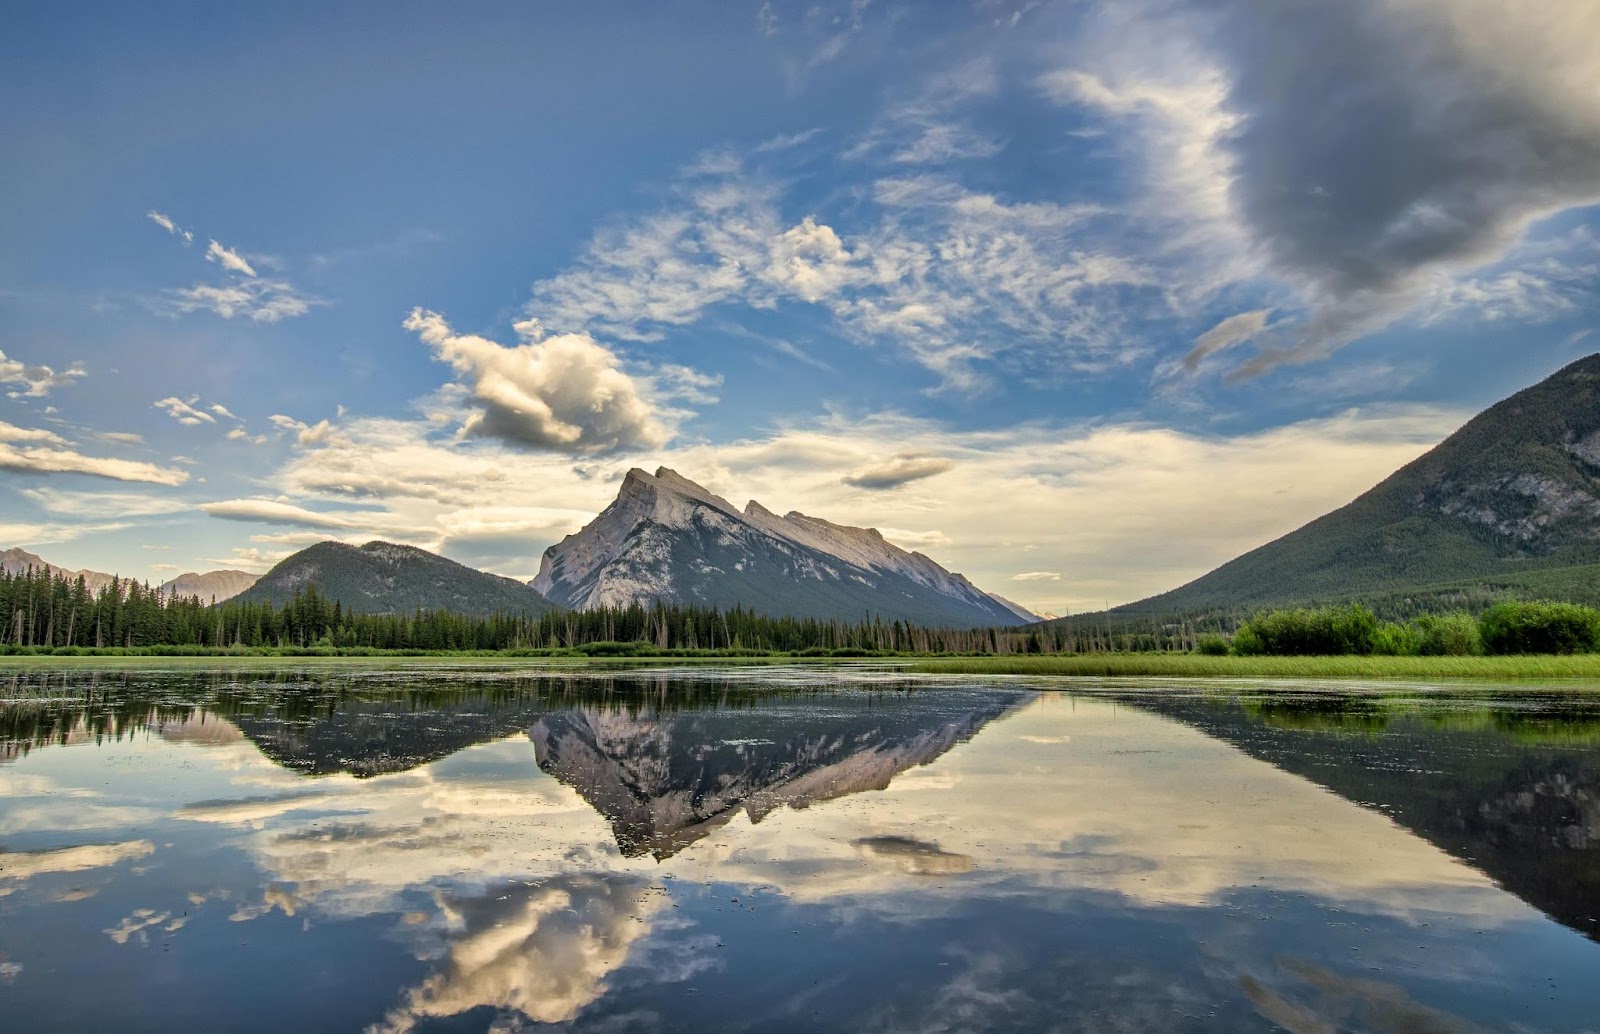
[
  {"x1": 529, "y1": 689, "x2": 1026, "y2": 859},
  {"x1": 157, "y1": 569, "x2": 258, "y2": 603},
  {"x1": 1, "y1": 547, "x2": 117, "y2": 594},
  {"x1": 532, "y1": 466, "x2": 1034, "y2": 627},
  {"x1": 1108, "y1": 354, "x2": 1600, "y2": 620},
  {"x1": 233, "y1": 540, "x2": 555, "y2": 617}
]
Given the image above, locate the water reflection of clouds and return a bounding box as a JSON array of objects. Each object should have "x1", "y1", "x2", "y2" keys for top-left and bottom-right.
[
  {"x1": 2, "y1": 689, "x2": 1557, "y2": 1030},
  {"x1": 371, "y1": 875, "x2": 674, "y2": 1031},
  {"x1": 0, "y1": 840, "x2": 155, "y2": 886}
]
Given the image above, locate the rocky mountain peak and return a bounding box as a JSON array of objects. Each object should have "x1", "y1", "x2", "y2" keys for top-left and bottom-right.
[{"x1": 532, "y1": 467, "x2": 1037, "y2": 626}]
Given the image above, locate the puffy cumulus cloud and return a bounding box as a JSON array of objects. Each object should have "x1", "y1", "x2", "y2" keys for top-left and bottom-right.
[
  {"x1": 373, "y1": 876, "x2": 663, "y2": 1031},
  {"x1": 404, "y1": 309, "x2": 671, "y2": 455},
  {"x1": 0, "y1": 349, "x2": 86, "y2": 398},
  {"x1": 841, "y1": 454, "x2": 955, "y2": 490},
  {"x1": 0, "y1": 420, "x2": 190, "y2": 485},
  {"x1": 1048, "y1": 0, "x2": 1600, "y2": 378}
]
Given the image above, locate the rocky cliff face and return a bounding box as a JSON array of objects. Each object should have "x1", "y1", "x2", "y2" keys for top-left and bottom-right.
[{"x1": 532, "y1": 467, "x2": 1034, "y2": 626}]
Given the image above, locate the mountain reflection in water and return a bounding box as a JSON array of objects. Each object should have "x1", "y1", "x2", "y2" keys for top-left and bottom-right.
[{"x1": 3, "y1": 668, "x2": 1600, "y2": 1032}]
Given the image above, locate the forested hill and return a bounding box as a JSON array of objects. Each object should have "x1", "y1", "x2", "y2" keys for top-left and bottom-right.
[
  {"x1": 233, "y1": 541, "x2": 555, "y2": 618},
  {"x1": 1096, "y1": 354, "x2": 1600, "y2": 623}
]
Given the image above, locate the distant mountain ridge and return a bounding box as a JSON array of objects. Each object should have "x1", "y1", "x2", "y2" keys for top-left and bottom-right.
[
  {"x1": 1107, "y1": 353, "x2": 1600, "y2": 620},
  {"x1": 0, "y1": 547, "x2": 118, "y2": 594},
  {"x1": 533, "y1": 467, "x2": 1034, "y2": 627},
  {"x1": 158, "y1": 570, "x2": 258, "y2": 603},
  {"x1": 234, "y1": 540, "x2": 555, "y2": 617},
  {"x1": 1, "y1": 548, "x2": 257, "y2": 602}
]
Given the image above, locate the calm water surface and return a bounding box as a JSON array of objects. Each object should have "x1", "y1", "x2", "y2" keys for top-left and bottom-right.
[{"x1": 3, "y1": 666, "x2": 1600, "y2": 1032}]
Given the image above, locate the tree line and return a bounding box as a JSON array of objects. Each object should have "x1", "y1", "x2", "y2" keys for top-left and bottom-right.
[
  {"x1": 9, "y1": 561, "x2": 1594, "y2": 657},
  {"x1": 1, "y1": 563, "x2": 1094, "y2": 654}
]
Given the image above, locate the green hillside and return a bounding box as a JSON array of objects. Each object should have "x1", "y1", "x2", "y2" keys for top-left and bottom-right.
[
  {"x1": 234, "y1": 541, "x2": 556, "y2": 617},
  {"x1": 1080, "y1": 354, "x2": 1600, "y2": 628}
]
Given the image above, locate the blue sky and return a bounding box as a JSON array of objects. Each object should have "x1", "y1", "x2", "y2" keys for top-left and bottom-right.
[{"x1": 3, "y1": 0, "x2": 1597, "y2": 614}]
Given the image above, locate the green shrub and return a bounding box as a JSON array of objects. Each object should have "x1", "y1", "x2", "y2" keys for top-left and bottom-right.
[
  {"x1": 1237, "y1": 604, "x2": 1380, "y2": 655},
  {"x1": 1413, "y1": 613, "x2": 1482, "y2": 656},
  {"x1": 1370, "y1": 622, "x2": 1420, "y2": 656},
  {"x1": 1480, "y1": 601, "x2": 1600, "y2": 655},
  {"x1": 1195, "y1": 634, "x2": 1230, "y2": 656},
  {"x1": 1230, "y1": 627, "x2": 1264, "y2": 656}
]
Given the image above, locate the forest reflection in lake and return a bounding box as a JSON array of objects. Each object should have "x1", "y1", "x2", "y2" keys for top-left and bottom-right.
[{"x1": 3, "y1": 666, "x2": 1600, "y2": 1032}]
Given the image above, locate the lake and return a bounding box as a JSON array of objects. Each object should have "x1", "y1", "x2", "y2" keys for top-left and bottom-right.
[{"x1": 3, "y1": 665, "x2": 1599, "y2": 1031}]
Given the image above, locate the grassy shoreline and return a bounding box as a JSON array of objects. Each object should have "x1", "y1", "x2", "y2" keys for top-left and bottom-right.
[{"x1": 4, "y1": 650, "x2": 1600, "y2": 681}]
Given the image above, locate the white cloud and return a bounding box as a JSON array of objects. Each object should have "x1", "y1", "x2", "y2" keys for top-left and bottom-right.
[
  {"x1": 404, "y1": 308, "x2": 671, "y2": 454},
  {"x1": 20, "y1": 488, "x2": 188, "y2": 519},
  {"x1": 268, "y1": 414, "x2": 335, "y2": 446},
  {"x1": 200, "y1": 498, "x2": 369, "y2": 529},
  {"x1": 0, "y1": 349, "x2": 86, "y2": 398},
  {"x1": 205, "y1": 239, "x2": 258, "y2": 277},
  {"x1": 165, "y1": 279, "x2": 316, "y2": 323},
  {"x1": 1185, "y1": 308, "x2": 1273, "y2": 370},
  {"x1": 149, "y1": 219, "x2": 315, "y2": 322},
  {"x1": 841, "y1": 455, "x2": 954, "y2": 490},
  {"x1": 210, "y1": 404, "x2": 239, "y2": 420},
  {"x1": 153, "y1": 396, "x2": 216, "y2": 426},
  {"x1": 0, "y1": 421, "x2": 189, "y2": 486},
  {"x1": 1045, "y1": 0, "x2": 1600, "y2": 379},
  {"x1": 526, "y1": 150, "x2": 1151, "y2": 391},
  {"x1": 245, "y1": 400, "x2": 1464, "y2": 612},
  {"x1": 146, "y1": 210, "x2": 193, "y2": 242},
  {"x1": 1010, "y1": 571, "x2": 1061, "y2": 582}
]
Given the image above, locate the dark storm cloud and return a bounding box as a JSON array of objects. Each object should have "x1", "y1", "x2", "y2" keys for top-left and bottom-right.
[{"x1": 1176, "y1": 0, "x2": 1600, "y2": 374}]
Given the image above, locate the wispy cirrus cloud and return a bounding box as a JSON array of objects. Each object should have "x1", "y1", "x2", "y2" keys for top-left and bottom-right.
[
  {"x1": 148, "y1": 212, "x2": 318, "y2": 323},
  {"x1": 145, "y1": 210, "x2": 193, "y2": 243},
  {"x1": 527, "y1": 142, "x2": 1152, "y2": 392}
]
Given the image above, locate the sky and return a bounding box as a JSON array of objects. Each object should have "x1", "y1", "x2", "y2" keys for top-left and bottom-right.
[{"x1": 2, "y1": 0, "x2": 1598, "y2": 616}]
